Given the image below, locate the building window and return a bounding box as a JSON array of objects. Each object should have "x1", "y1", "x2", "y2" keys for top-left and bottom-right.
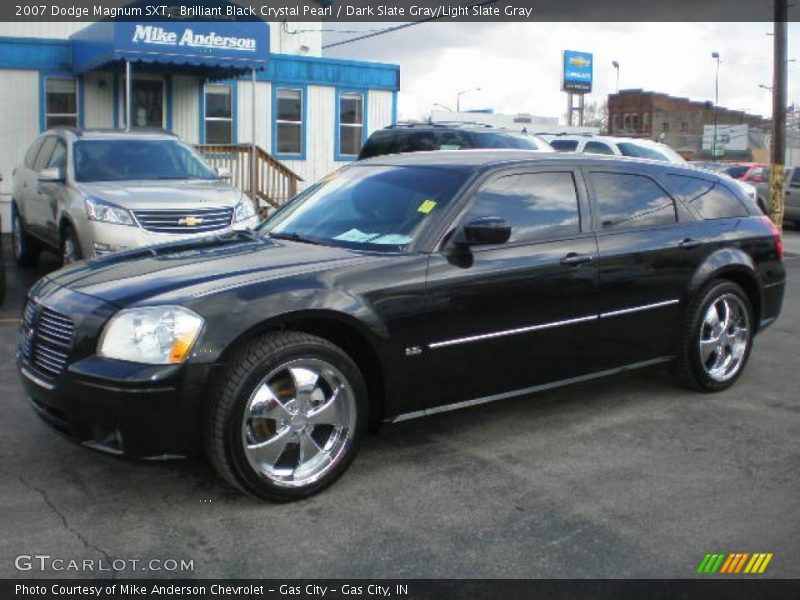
[
  {"x1": 204, "y1": 84, "x2": 233, "y2": 144},
  {"x1": 338, "y1": 91, "x2": 365, "y2": 158},
  {"x1": 662, "y1": 122, "x2": 670, "y2": 132},
  {"x1": 623, "y1": 113, "x2": 632, "y2": 130},
  {"x1": 275, "y1": 88, "x2": 304, "y2": 156},
  {"x1": 631, "y1": 113, "x2": 641, "y2": 131},
  {"x1": 45, "y1": 78, "x2": 78, "y2": 129},
  {"x1": 642, "y1": 112, "x2": 651, "y2": 132},
  {"x1": 681, "y1": 121, "x2": 689, "y2": 132},
  {"x1": 612, "y1": 114, "x2": 623, "y2": 133}
]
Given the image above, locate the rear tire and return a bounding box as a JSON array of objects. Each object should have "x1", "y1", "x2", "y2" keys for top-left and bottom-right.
[
  {"x1": 205, "y1": 331, "x2": 367, "y2": 501},
  {"x1": 11, "y1": 208, "x2": 40, "y2": 268},
  {"x1": 671, "y1": 280, "x2": 753, "y2": 392}
]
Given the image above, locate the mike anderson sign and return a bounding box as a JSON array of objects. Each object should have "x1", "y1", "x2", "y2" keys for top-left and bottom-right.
[{"x1": 131, "y1": 25, "x2": 257, "y2": 52}]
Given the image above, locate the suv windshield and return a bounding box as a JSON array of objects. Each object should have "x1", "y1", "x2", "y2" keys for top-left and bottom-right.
[
  {"x1": 74, "y1": 139, "x2": 218, "y2": 182},
  {"x1": 261, "y1": 166, "x2": 469, "y2": 251}
]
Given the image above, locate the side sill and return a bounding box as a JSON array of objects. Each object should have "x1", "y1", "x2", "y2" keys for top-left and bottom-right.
[{"x1": 390, "y1": 357, "x2": 673, "y2": 423}]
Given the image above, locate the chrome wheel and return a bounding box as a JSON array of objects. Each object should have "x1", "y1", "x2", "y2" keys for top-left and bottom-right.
[
  {"x1": 699, "y1": 294, "x2": 750, "y2": 382},
  {"x1": 12, "y1": 213, "x2": 23, "y2": 260},
  {"x1": 241, "y1": 359, "x2": 356, "y2": 488}
]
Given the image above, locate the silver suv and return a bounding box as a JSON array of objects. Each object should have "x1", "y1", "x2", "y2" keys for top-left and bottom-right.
[{"x1": 11, "y1": 129, "x2": 259, "y2": 266}]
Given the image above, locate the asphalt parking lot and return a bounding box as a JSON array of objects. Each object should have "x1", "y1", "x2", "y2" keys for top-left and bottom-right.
[{"x1": 1, "y1": 233, "x2": 799, "y2": 579}]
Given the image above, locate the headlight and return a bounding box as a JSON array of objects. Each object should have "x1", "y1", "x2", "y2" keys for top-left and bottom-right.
[
  {"x1": 85, "y1": 197, "x2": 135, "y2": 226},
  {"x1": 234, "y1": 196, "x2": 257, "y2": 223},
  {"x1": 98, "y1": 306, "x2": 204, "y2": 364}
]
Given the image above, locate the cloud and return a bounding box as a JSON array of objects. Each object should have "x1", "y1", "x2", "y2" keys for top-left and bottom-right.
[{"x1": 324, "y1": 22, "x2": 799, "y2": 123}]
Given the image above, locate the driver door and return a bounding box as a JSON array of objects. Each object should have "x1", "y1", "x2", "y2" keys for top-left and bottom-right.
[{"x1": 418, "y1": 167, "x2": 600, "y2": 409}]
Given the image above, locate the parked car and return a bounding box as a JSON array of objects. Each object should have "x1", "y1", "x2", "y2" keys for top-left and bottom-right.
[
  {"x1": 545, "y1": 134, "x2": 764, "y2": 210},
  {"x1": 19, "y1": 151, "x2": 785, "y2": 501},
  {"x1": 358, "y1": 122, "x2": 552, "y2": 160},
  {"x1": 11, "y1": 129, "x2": 259, "y2": 267},
  {"x1": 719, "y1": 162, "x2": 771, "y2": 184},
  {"x1": 753, "y1": 166, "x2": 800, "y2": 226}
]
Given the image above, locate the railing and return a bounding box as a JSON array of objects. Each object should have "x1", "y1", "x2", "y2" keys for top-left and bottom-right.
[{"x1": 195, "y1": 144, "x2": 303, "y2": 214}]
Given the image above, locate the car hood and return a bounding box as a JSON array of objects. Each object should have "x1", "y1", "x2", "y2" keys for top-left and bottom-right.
[
  {"x1": 45, "y1": 232, "x2": 383, "y2": 307},
  {"x1": 78, "y1": 179, "x2": 241, "y2": 209}
]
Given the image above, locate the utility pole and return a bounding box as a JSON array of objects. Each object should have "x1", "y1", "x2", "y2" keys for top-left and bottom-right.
[{"x1": 769, "y1": 0, "x2": 788, "y2": 228}]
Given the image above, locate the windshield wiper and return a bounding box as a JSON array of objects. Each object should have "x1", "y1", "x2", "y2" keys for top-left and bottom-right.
[{"x1": 269, "y1": 231, "x2": 324, "y2": 246}]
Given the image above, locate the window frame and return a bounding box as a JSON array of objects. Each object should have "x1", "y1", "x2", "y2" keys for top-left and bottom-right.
[
  {"x1": 40, "y1": 73, "x2": 82, "y2": 132},
  {"x1": 586, "y1": 168, "x2": 680, "y2": 233},
  {"x1": 335, "y1": 88, "x2": 368, "y2": 162},
  {"x1": 272, "y1": 84, "x2": 307, "y2": 160},
  {"x1": 202, "y1": 82, "x2": 236, "y2": 145}
]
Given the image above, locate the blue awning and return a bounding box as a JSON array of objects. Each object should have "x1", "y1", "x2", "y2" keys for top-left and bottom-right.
[{"x1": 70, "y1": 21, "x2": 270, "y2": 75}]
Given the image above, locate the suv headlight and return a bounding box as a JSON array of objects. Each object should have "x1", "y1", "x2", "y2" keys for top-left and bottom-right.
[
  {"x1": 98, "y1": 306, "x2": 204, "y2": 364},
  {"x1": 85, "y1": 197, "x2": 135, "y2": 226},
  {"x1": 234, "y1": 196, "x2": 257, "y2": 223}
]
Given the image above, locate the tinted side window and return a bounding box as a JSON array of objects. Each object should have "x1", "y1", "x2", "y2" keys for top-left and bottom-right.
[
  {"x1": 24, "y1": 138, "x2": 44, "y2": 168},
  {"x1": 33, "y1": 137, "x2": 57, "y2": 171},
  {"x1": 591, "y1": 172, "x2": 677, "y2": 230},
  {"x1": 549, "y1": 140, "x2": 579, "y2": 152},
  {"x1": 667, "y1": 175, "x2": 748, "y2": 219},
  {"x1": 584, "y1": 141, "x2": 614, "y2": 155},
  {"x1": 465, "y1": 172, "x2": 581, "y2": 243},
  {"x1": 790, "y1": 169, "x2": 800, "y2": 187}
]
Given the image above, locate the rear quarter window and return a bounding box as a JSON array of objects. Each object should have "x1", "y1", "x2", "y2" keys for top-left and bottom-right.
[
  {"x1": 666, "y1": 175, "x2": 749, "y2": 219},
  {"x1": 590, "y1": 172, "x2": 677, "y2": 230},
  {"x1": 549, "y1": 139, "x2": 579, "y2": 152}
]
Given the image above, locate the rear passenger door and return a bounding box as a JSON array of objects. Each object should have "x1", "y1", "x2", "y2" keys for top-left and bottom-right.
[
  {"x1": 27, "y1": 136, "x2": 58, "y2": 242},
  {"x1": 587, "y1": 168, "x2": 708, "y2": 367}
]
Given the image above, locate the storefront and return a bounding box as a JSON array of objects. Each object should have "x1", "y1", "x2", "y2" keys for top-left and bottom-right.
[{"x1": 0, "y1": 19, "x2": 400, "y2": 230}]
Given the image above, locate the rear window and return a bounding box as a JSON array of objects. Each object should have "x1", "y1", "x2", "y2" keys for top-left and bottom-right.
[
  {"x1": 723, "y1": 166, "x2": 748, "y2": 179},
  {"x1": 358, "y1": 130, "x2": 473, "y2": 160},
  {"x1": 667, "y1": 175, "x2": 749, "y2": 220},
  {"x1": 549, "y1": 139, "x2": 579, "y2": 152}
]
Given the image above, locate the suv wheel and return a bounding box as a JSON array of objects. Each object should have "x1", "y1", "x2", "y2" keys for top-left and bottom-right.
[
  {"x1": 672, "y1": 281, "x2": 753, "y2": 392},
  {"x1": 206, "y1": 331, "x2": 367, "y2": 501},
  {"x1": 11, "y1": 209, "x2": 40, "y2": 268},
  {"x1": 61, "y1": 225, "x2": 82, "y2": 265}
]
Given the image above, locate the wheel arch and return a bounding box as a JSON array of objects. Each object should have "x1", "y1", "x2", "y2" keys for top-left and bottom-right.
[
  {"x1": 215, "y1": 309, "x2": 388, "y2": 431},
  {"x1": 688, "y1": 249, "x2": 762, "y2": 333}
]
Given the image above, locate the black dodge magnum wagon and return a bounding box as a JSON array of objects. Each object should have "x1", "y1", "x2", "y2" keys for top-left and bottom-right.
[{"x1": 18, "y1": 151, "x2": 785, "y2": 501}]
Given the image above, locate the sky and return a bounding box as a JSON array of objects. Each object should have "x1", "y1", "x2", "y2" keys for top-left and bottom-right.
[{"x1": 324, "y1": 22, "x2": 800, "y2": 123}]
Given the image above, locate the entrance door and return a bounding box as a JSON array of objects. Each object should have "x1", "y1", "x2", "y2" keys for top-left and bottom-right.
[{"x1": 122, "y1": 78, "x2": 165, "y2": 128}]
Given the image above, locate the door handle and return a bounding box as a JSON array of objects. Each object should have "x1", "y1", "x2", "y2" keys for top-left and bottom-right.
[
  {"x1": 678, "y1": 238, "x2": 703, "y2": 250},
  {"x1": 561, "y1": 252, "x2": 593, "y2": 266}
]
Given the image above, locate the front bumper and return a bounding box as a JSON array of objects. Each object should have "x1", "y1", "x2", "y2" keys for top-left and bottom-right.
[
  {"x1": 77, "y1": 216, "x2": 260, "y2": 258},
  {"x1": 20, "y1": 355, "x2": 221, "y2": 458}
]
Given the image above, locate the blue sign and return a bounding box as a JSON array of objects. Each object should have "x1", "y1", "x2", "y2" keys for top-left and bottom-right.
[{"x1": 562, "y1": 50, "x2": 593, "y2": 94}]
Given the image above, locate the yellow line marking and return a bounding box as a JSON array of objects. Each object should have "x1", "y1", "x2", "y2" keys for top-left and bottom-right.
[
  {"x1": 744, "y1": 554, "x2": 760, "y2": 574},
  {"x1": 751, "y1": 554, "x2": 766, "y2": 573},
  {"x1": 758, "y1": 553, "x2": 773, "y2": 573}
]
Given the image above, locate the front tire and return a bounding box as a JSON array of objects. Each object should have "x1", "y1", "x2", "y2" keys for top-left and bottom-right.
[
  {"x1": 11, "y1": 209, "x2": 40, "y2": 268},
  {"x1": 206, "y1": 331, "x2": 367, "y2": 501},
  {"x1": 672, "y1": 281, "x2": 753, "y2": 392},
  {"x1": 61, "y1": 224, "x2": 82, "y2": 265}
]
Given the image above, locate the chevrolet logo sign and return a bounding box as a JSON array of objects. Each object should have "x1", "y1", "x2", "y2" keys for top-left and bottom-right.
[
  {"x1": 178, "y1": 216, "x2": 203, "y2": 227},
  {"x1": 569, "y1": 56, "x2": 591, "y2": 68}
]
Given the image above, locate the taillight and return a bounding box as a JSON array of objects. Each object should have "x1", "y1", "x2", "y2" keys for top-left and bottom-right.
[{"x1": 760, "y1": 215, "x2": 783, "y2": 260}]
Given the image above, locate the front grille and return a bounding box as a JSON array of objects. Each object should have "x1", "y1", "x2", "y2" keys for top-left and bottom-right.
[
  {"x1": 20, "y1": 302, "x2": 75, "y2": 379},
  {"x1": 133, "y1": 207, "x2": 234, "y2": 234}
]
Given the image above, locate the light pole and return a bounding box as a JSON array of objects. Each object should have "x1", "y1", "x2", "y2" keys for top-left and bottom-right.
[
  {"x1": 433, "y1": 103, "x2": 453, "y2": 112},
  {"x1": 456, "y1": 87, "x2": 481, "y2": 113},
  {"x1": 712, "y1": 52, "x2": 721, "y2": 158},
  {"x1": 759, "y1": 84, "x2": 774, "y2": 92},
  {"x1": 612, "y1": 61, "x2": 620, "y2": 93}
]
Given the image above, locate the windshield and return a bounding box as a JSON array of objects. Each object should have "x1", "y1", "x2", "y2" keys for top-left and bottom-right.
[
  {"x1": 74, "y1": 139, "x2": 218, "y2": 182},
  {"x1": 617, "y1": 141, "x2": 685, "y2": 163},
  {"x1": 261, "y1": 166, "x2": 469, "y2": 251}
]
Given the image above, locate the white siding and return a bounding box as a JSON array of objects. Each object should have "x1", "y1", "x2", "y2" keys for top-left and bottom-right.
[
  {"x1": 82, "y1": 71, "x2": 114, "y2": 128},
  {"x1": 237, "y1": 80, "x2": 271, "y2": 148},
  {"x1": 172, "y1": 75, "x2": 200, "y2": 144},
  {"x1": 368, "y1": 90, "x2": 395, "y2": 133},
  {"x1": 0, "y1": 70, "x2": 39, "y2": 231},
  {"x1": 282, "y1": 85, "x2": 337, "y2": 186}
]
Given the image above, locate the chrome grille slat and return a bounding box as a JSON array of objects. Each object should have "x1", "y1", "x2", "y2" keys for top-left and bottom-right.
[
  {"x1": 19, "y1": 301, "x2": 74, "y2": 379},
  {"x1": 133, "y1": 206, "x2": 234, "y2": 234}
]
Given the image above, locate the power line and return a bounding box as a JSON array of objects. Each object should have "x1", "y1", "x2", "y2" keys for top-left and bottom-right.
[{"x1": 321, "y1": 0, "x2": 499, "y2": 50}]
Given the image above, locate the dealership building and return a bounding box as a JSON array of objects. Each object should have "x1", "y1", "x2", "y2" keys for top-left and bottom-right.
[{"x1": 0, "y1": 18, "x2": 400, "y2": 231}]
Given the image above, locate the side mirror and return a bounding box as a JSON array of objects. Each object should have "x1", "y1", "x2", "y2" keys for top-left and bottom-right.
[
  {"x1": 457, "y1": 216, "x2": 512, "y2": 246},
  {"x1": 216, "y1": 166, "x2": 231, "y2": 179},
  {"x1": 38, "y1": 167, "x2": 64, "y2": 183}
]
